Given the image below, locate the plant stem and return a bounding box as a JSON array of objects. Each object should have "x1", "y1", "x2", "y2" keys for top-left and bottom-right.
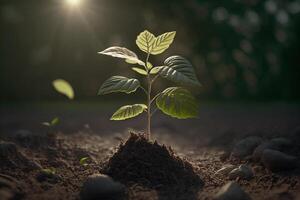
[{"x1": 145, "y1": 53, "x2": 151, "y2": 140}]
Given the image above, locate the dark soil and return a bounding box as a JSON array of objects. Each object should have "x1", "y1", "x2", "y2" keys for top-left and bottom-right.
[
  {"x1": 103, "y1": 133, "x2": 204, "y2": 190},
  {"x1": 0, "y1": 103, "x2": 300, "y2": 200}
]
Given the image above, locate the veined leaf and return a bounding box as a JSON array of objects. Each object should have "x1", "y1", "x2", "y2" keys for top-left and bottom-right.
[
  {"x1": 159, "y1": 56, "x2": 201, "y2": 87},
  {"x1": 99, "y1": 46, "x2": 144, "y2": 65},
  {"x1": 146, "y1": 62, "x2": 153, "y2": 69},
  {"x1": 131, "y1": 67, "x2": 147, "y2": 75},
  {"x1": 151, "y1": 31, "x2": 176, "y2": 55},
  {"x1": 52, "y1": 79, "x2": 74, "y2": 99},
  {"x1": 98, "y1": 76, "x2": 140, "y2": 95},
  {"x1": 156, "y1": 87, "x2": 199, "y2": 119},
  {"x1": 136, "y1": 30, "x2": 155, "y2": 54},
  {"x1": 111, "y1": 104, "x2": 147, "y2": 120},
  {"x1": 150, "y1": 66, "x2": 163, "y2": 74}
]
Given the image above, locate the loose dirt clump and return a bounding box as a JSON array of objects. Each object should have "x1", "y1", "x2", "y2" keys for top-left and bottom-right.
[{"x1": 102, "y1": 133, "x2": 204, "y2": 190}]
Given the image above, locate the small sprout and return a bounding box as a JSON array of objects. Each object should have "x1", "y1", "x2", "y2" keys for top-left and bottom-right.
[
  {"x1": 80, "y1": 157, "x2": 89, "y2": 166},
  {"x1": 42, "y1": 117, "x2": 60, "y2": 127},
  {"x1": 52, "y1": 79, "x2": 75, "y2": 99},
  {"x1": 98, "y1": 30, "x2": 201, "y2": 140},
  {"x1": 41, "y1": 167, "x2": 56, "y2": 175}
]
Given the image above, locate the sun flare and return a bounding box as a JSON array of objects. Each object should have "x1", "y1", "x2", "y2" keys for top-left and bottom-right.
[{"x1": 66, "y1": 0, "x2": 81, "y2": 6}]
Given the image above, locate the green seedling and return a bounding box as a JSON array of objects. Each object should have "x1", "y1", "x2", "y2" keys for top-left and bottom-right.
[
  {"x1": 41, "y1": 167, "x2": 56, "y2": 175},
  {"x1": 42, "y1": 117, "x2": 60, "y2": 127},
  {"x1": 79, "y1": 157, "x2": 89, "y2": 166},
  {"x1": 98, "y1": 30, "x2": 201, "y2": 139}
]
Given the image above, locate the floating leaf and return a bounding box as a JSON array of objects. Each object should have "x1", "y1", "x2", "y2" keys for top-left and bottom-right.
[
  {"x1": 99, "y1": 46, "x2": 144, "y2": 65},
  {"x1": 79, "y1": 157, "x2": 89, "y2": 166},
  {"x1": 111, "y1": 104, "x2": 147, "y2": 120},
  {"x1": 131, "y1": 67, "x2": 147, "y2": 75},
  {"x1": 151, "y1": 31, "x2": 176, "y2": 55},
  {"x1": 159, "y1": 56, "x2": 201, "y2": 87},
  {"x1": 98, "y1": 76, "x2": 140, "y2": 95},
  {"x1": 156, "y1": 87, "x2": 199, "y2": 119},
  {"x1": 136, "y1": 30, "x2": 156, "y2": 54},
  {"x1": 52, "y1": 79, "x2": 74, "y2": 99}
]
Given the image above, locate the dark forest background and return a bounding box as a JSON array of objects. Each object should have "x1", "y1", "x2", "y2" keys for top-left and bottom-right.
[{"x1": 1, "y1": 0, "x2": 299, "y2": 102}]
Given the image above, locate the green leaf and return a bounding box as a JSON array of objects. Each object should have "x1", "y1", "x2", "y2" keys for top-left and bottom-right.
[
  {"x1": 146, "y1": 62, "x2": 153, "y2": 69},
  {"x1": 41, "y1": 168, "x2": 56, "y2": 175},
  {"x1": 79, "y1": 157, "x2": 89, "y2": 166},
  {"x1": 98, "y1": 76, "x2": 140, "y2": 95},
  {"x1": 150, "y1": 66, "x2": 163, "y2": 74},
  {"x1": 111, "y1": 104, "x2": 147, "y2": 120},
  {"x1": 159, "y1": 56, "x2": 201, "y2": 87},
  {"x1": 131, "y1": 67, "x2": 147, "y2": 75},
  {"x1": 136, "y1": 30, "x2": 156, "y2": 54},
  {"x1": 42, "y1": 122, "x2": 51, "y2": 126},
  {"x1": 51, "y1": 117, "x2": 59, "y2": 126},
  {"x1": 156, "y1": 87, "x2": 199, "y2": 119},
  {"x1": 151, "y1": 31, "x2": 176, "y2": 55},
  {"x1": 98, "y1": 46, "x2": 144, "y2": 66},
  {"x1": 52, "y1": 79, "x2": 74, "y2": 99}
]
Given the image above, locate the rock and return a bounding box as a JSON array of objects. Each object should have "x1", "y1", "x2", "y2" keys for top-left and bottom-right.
[
  {"x1": 215, "y1": 164, "x2": 236, "y2": 176},
  {"x1": 261, "y1": 149, "x2": 298, "y2": 172},
  {"x1": 214, "y1": 182, "x2": 251, "y2": 200},
  {"x1": 0, "y1": 141, "x2": 41, "y2": 170},
  {"x1": 0, "y1": 174, "x2": 23, "y2": 199},
  {"x1": 231, "y1": 136, "x2": 263, "y2": 159},
  {"x1": 80, "y1": 174, "x2": 125, "y2": 200},
  {"x1": 253, "y1": 138, "x2": 293, "y2": 162},
  {"x1": 228, "y1": 164, "x2": 253, "y2": 180},
  {"x1": 290, "y1": 127, "x2": 300, "y2": 143}
]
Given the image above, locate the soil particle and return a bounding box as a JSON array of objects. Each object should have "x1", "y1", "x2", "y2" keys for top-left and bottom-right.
[
  {"x1": 102, "y1": 133, "x2": 204, "y2": 190},
  {"x1": 80, "y1": 174, "x2": 125, "y2": 200}
]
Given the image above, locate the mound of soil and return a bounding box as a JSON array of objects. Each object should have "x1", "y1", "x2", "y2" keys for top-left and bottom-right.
[{"x1": 102, "y1": 133, "x2": 204, "y2": 190}]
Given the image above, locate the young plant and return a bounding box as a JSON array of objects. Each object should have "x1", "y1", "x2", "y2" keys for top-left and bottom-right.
[{"x1": 98, "y1": 30, "x2": 201, "y2": 140}]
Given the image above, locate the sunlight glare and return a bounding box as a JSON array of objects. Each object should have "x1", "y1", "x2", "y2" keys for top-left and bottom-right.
[{"x1": 66, "y1": 0, "x2": 81, "y2": 6}]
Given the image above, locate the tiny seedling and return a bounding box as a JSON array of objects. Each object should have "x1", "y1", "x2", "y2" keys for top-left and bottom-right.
[
  {"x1": 42, "y1": 117, "x2": 60, "y2": 127},
  {"x1": 41, "y1": 167, "x2": 56, "y2": 175},
  {"x1": 79, "y1": 157, "x2": 89, "y2": 166},
  {"x1": 98, "y1": 30, "x2": 201, "y2": 140}
]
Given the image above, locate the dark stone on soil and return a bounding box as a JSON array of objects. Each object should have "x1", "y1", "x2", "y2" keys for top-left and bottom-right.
[
  {"x1": 228, "y1": 164, "x2": 253, "y2": 180},
  {"x1": 0, "y1": 174, "x2": 24, "y2": 200},
  {"x1": 231, "y1": 136, "x2": 263, "y2": 159},
  {"x1": 214, "y1": 182, "x2": 251, "y2": 200},
  {"x1": 0, "y1": 141, "x2": 41, "y2": 170},
  {"x1": 102, "y1": 133, "x2": 204, "y2": 190},
  {"x1": 80, "y1": 174, "x2": 125, "y2": 200},
  {"x1": 253, "y1": 138, "x2": 293, "y2": 162},
  {"x1": 261, "y1": 149, "x2": 298, "y2": 172}
]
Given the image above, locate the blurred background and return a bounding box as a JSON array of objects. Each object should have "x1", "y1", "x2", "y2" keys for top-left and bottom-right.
[{"x1": 0, "y1": 0, "x2": 300, "y2": 103}]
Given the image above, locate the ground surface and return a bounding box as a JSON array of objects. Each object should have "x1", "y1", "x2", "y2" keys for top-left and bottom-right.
[{"x1": 0, "y1": 102, "x2": 300, "y2": 200}]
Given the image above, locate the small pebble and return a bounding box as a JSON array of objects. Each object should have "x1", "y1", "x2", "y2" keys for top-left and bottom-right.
[
  {"x1": 231, "y1": 136, "x2": 263, "y2": 159},
  {"x1": 214, "y1": 181, "x2": 251, "y2": 200},
  {"x1": 228, "y1": 164, "x2": 253, "y2": 180},
  {"x1": 261, "y1": 149, "x2": 298, "y2": 172},
  {"x1": 80, "y1": 174, "x2": 125, "y2": 200}
]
